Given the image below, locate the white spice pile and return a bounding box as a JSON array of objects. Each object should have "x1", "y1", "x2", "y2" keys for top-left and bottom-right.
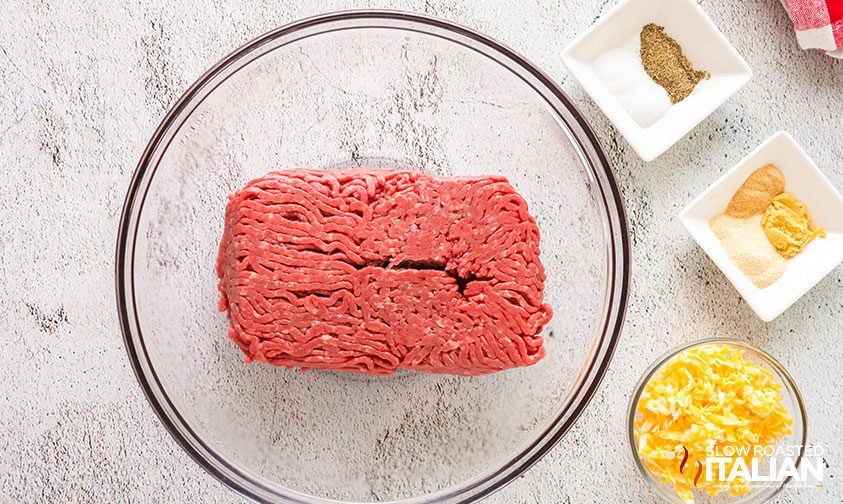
[
  {"x1": 709, "y1": 214, "x2": 787, "y2": 288},
  {"x1": 592, "y1": 46, "x2": 671, "y2": 128}
]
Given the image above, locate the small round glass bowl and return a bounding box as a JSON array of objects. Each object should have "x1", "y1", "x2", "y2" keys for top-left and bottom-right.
[
  {"x1": 116, "y1": 10, "x2": 631, "y2": 504},
  {"x1": 627, "y1": 339, "x2": 807, "y2": 504}
]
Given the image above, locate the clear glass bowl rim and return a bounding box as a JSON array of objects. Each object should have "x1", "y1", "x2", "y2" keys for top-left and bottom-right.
[
  {"x1": 115, "y1": 9, "x2": 632, "y2": 504},
  {"x1": 626, "y1": 337, "x2": 809, "y2": 504}
]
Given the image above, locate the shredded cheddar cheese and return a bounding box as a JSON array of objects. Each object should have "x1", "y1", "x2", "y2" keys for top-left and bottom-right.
[{"x1": 634, "y1": 344, "x2": 793, "y2": 503}]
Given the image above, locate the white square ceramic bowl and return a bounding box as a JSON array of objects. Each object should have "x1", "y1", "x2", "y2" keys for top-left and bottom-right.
[
  {"x1": 680, "y1": 131, "x2": 843, "y2": 322},
  {"x1": 561, "y1": 0, "x2": 752, "y2": 161}
]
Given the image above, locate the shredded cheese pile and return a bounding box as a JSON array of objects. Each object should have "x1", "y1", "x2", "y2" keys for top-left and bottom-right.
[{"x1": 634, "y1": 344, "x2": 793, "y2": 503}]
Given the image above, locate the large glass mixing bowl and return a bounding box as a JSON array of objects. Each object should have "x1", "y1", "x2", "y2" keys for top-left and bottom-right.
[{"x1": 116, "y1": 10, "x2": 630, "y2": 503}]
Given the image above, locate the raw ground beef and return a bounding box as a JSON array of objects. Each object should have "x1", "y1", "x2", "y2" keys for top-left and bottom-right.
[{"x1": 216, "y1": 169, "x2": 553, "y2": 375}]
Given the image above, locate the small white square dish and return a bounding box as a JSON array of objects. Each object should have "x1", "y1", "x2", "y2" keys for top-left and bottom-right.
[
  {"x1": 680, "y1": 131, "x2": 843, "y2": 322},
  {"x1": 561, "y1": 0, "x2": 752, "y2": 161}
]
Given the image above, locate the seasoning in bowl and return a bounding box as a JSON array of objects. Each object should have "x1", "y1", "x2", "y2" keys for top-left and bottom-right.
[
  {"x1": 709, "y1": 214, "x2": 786, "y2": 288},
  {"x1": 640, "y1": 24, "x2": 710, "y2": 104},
  {"x1": 634, "y1": 343, "x2": 794, "y2": 503},
  {"x1": 761, "y1": 193, "x2": 826, "y2": 258},
  {"x1": 709, "y1": 164, "x2": 825, "y2": 287},
  {"x1": 593, "y1": 47, "x2": 671, "y2": 127},
  {"x1": 592, "y1": 23, "x2": 710, "y2": 128}
]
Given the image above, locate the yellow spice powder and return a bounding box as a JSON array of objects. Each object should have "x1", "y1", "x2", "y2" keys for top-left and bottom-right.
[{"x1": 761, "y1": 192, "x2": 826, "y2": 258}]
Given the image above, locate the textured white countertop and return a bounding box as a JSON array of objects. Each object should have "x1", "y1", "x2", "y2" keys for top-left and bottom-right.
[{"x1": 1, "y1": 0, "x2": 840, "y2": 502}]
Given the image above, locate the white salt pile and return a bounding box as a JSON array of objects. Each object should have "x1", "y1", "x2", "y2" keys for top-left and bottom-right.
[{"x1": 592, "y1": 46, "x2": 671, "y2": 128}]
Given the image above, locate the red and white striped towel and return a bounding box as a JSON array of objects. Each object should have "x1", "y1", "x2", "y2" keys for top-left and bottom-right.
[{"x1": 783, "y1": 0, "x2": 843, "y2": 58}]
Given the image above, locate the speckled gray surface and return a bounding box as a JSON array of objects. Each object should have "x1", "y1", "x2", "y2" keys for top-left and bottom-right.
[{"x1": 0, "y1": 1, "x2": 840, "y2": 503}]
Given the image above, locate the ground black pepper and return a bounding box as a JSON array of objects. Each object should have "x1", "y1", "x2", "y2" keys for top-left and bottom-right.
[{"x1": 640, "y1": 23, "x2": 709, "y2": 103}]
